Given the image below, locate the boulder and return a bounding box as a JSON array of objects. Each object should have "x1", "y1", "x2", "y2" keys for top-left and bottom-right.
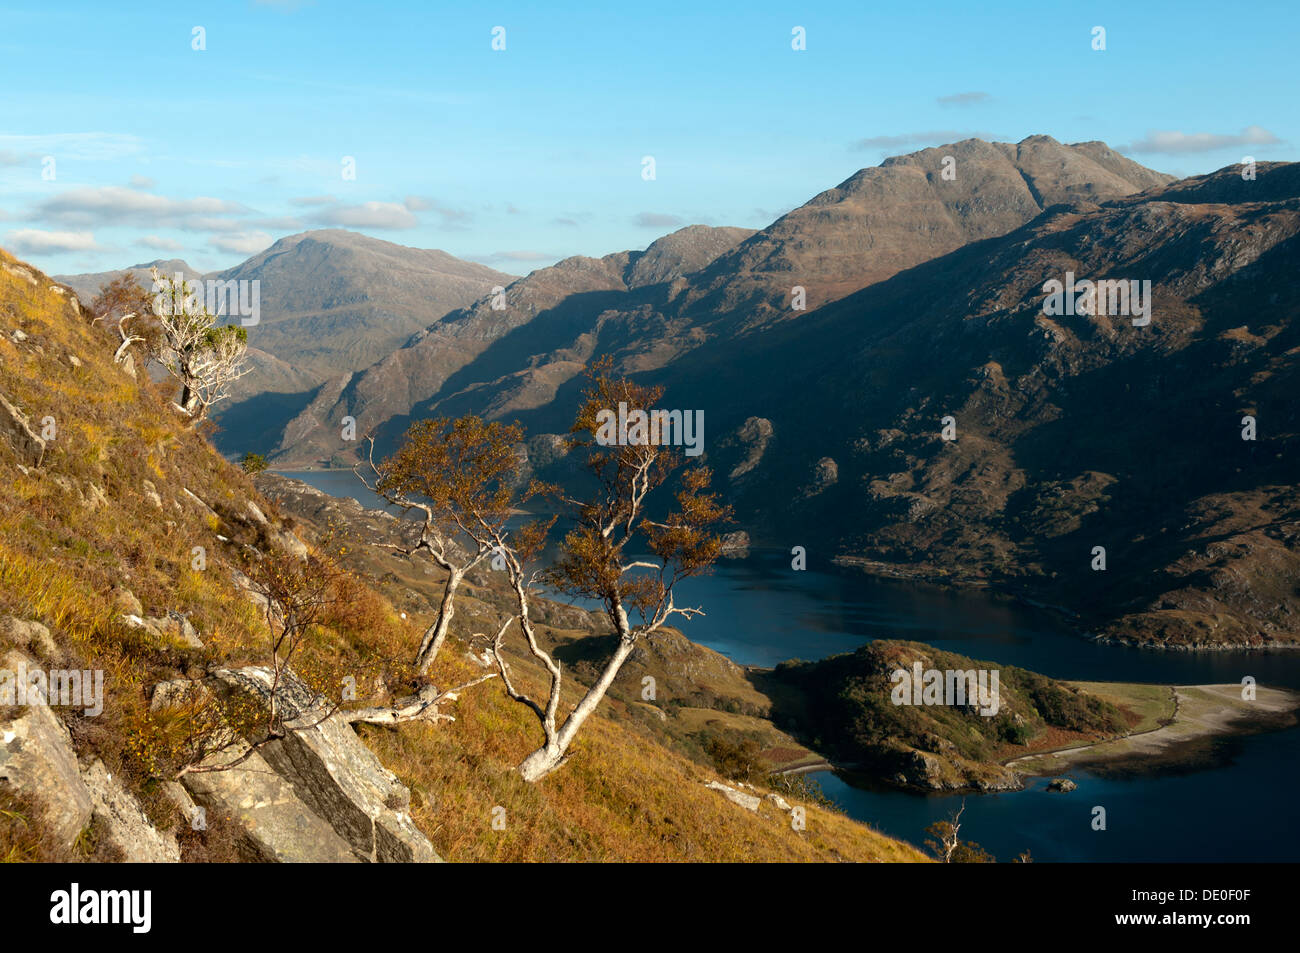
[
  {"x1": 720, "y1": 530, "x2": 751, "y2": 558},
  {"x1": 140, "y1": 481, "x2": 163, "y2": 509},
  {"x1": 149, "y1": 678, "x2": 212, "y2": 713},
  {"x1": 1047, "y1": 777, "x2": 1078, "y2": 793},
  {"x1": 0, "y1": 617, "x2": 58, "y2": 659},
  {"x1": 764, "y1": 792, "x2": 793, "y2": 812},
  {"x1": 110, "y1": 587, "x2": 144, "y2": 617},
  {"x1": 272, "y1": 528, "x2": 309, "y2": 559},
  {"x1": 213, "y1": 666, "x2": 441, "y2": 862},
  {"x1": 180, "y1": 741, "x2": 360, "y2": 863},
  {"x1": 120, "y1": 613, "x2": 204, "y2": 649},
  {"x1": 704, "y1": 780, "x2": 761, "y2": 812},
  {"x1": 246, "y1": 501, "x2": 270, "y2": 526},
  {"x1": 0, "y1": 651, "x2": 94, "y2": 851},
  {"x1": 82, "y1": 759, "x2": 180, "y2": 862}
]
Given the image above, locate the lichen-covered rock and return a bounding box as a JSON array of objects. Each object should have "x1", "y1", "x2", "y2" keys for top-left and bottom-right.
[
  {"x1": 0, "y1": 617, "x2": 58, "y2": 659},
  {"x1": 764, "y1": 792, "x2": 793, "y2": 812},
  {"x1": 110, "y1": 586, "x2": 144, "y2": 617},
  {"x1": 0, "y1": 651, "x2": 94, "y2": 850},
  {"x1": 120, "y1": 613, "x2": 204, "y2": 649},
  {"x1": 180, "y1": 741, "x2": 360, "y2": 863},
  {"x1": 213, "y1": 666, "x2": 441, "y2": 862},
  {"x1": 720, "y1": 530, "x2": 751, "y2": 558},
  {"x1": 704, "y1": 780, "x2": 761, "y2": 812},
  {"x1": 82, "y1": 759, "x2": 180, "y2": 862},
  {"x1": 140, "y1": 481, "x2": 163, "y2": 509}
]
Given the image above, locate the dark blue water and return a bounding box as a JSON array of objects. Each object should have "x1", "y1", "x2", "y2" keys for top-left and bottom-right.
[{"x1": 281, "y1": 469, "x2": 1300, "y2": 861}]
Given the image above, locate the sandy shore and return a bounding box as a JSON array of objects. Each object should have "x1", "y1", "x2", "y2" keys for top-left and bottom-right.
[{"x1": 1008, "y1": 683, "x2": 1300, "y2": 774}]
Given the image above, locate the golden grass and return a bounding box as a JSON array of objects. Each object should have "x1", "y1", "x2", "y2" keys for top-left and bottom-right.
[
  {"x1": 0, "y1": 249, "x2": 926, "y2": 862},
  {"x1": 358, "y1": 648, "x2": 926, "y2": 862}
]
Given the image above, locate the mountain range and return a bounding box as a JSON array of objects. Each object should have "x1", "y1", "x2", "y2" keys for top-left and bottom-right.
[{"x1": 56, "y1": 135, "x2": 1300, "y2": 648}]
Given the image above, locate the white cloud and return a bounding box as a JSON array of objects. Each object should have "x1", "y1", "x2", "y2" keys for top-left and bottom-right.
[
  {"x1": 634, "y1": 212, "x2": 683, "y2": 228},
  {"x1": 210, "y1": 231, "x2": 273, "y2": 255},
  {"x1": 1121, "y1": 126, "x2": 1282, "y2": 155},
  {"x1": 5, "y1": 229, "x2": 101, "y2": 253},
  {"x1": 253, "y1": 216, "x2": 305, "y2": 230},
  {"x1": 33, "y1": 186, "x2": 249, "y2": 230},
  {"x1": 470, "y1": 250, "x2": 554, "y2": 265},
  {"x1": 129, "y1": 175, "x2": 156, "y2": 189},
  {"x1": 137, "y1": 235, "x2": 184, "y2": 251},
  {"x1": 311, "y1": 201, "x2": 418, "y2": 229}
]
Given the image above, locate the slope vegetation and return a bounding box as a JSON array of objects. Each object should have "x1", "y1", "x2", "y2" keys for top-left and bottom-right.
[{"x1": 0, "y1": 249, "x2": 922, "y2": 862}]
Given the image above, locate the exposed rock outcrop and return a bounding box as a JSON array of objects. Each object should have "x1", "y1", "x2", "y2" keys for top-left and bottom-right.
[
  {"x1": 83, "y1": 759, "x2": 181, "y2": 862},
  {"x1": 207, "y1": 666, "x2": 441, "y2": 863},
  {"x1": 0, "y1": 653, "x2": 94, "y2": 851},
  {"x1": 181, "y1": 741, "x2": 362, "y2": 863},
  {"x1": 704, "y1": 780, "x2": 761, "y2": 812}
]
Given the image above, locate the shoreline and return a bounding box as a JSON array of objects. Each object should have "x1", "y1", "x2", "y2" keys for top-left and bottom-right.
[
  {"x1": 833, "y1": 554, "x2": 1300, "y2": 653},
  {"x1": 264, "y1": 473, "x2": 1300, "y2": 793},
  {"x1": 771, "y1": 682, "x2": 1300, "y2": 792},
  {"x1": 1007, "y1": 683, "x2": 1300, "y2": 776}
]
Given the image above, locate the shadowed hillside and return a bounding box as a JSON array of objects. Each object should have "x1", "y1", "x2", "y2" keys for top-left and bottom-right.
[{"x1": 268, "y1": 136, "x2": 1167, "y2": 468}]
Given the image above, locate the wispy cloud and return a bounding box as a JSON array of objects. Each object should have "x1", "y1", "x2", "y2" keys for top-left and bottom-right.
[
  {"x1": 633, "y1": 212, "x2": 683, "y2": 228},
  {"x1": 469, "y1": 250, "x2": 554, "y2": 266},
  {"x1": 937, "y1": 91, "x2": 991, "y2": 107},
  {"x1": 405, "y1": 196, "x2": 472, "y2": 226},
  {"x1": 136, "y1": 235, "x2": 184, "y2": 252},
  {"x1": 5, "y1": 228, "x2": 101, "y2": 253},
  {"x1": 310, "y1": 201, "x2": 418, "y2": 229},
  {"x1": 32, "y1": 186, "x2": 249, "y2": 230},
  {"x1": 1120, "y1": 125, "x2": 1282, "y2": 154},
  {"x1": 0, "y1": 132, "x2": 142, "y2": 162},
  {"x1": 252, "y1": 216, "x2": 305, "y2": 230},
  {"x1": 210, "y1": 231, "x2": 273, "y2": 255}
]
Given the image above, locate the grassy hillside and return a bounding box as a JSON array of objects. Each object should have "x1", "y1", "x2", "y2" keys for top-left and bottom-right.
[{"x1": 0, "y1": 248, "x2": 924, "y2": 863}]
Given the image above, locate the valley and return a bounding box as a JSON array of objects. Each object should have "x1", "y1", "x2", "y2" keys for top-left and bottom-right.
[
  {"x1": 12, "y1": 131, "x2": 1300, "y2": 868},
  {"x1": 279, "y1": 467, "x2": 1300, "y2": 861}
]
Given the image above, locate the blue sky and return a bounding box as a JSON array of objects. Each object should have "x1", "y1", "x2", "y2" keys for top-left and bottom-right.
[{"x1": 1, "y1": 0, "x2": 1296, "y2": 276}]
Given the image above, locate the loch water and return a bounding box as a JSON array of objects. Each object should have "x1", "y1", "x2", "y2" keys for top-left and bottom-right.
[{"x1": 282, "y1": 469, "x2": 1300, "y2": 861}]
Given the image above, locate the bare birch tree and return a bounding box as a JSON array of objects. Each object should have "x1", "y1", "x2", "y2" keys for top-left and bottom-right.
[
  {"x1": 88, "y1": 273, "x2": 159, "y2": 370},
  {"x1": 925, "y1": 800, "x2": 995, "y2": 862},
  {"x1": 148, "y1": 268, "x2": 249, "y2": 423},
  {"x1": 354, "y1": 416, "x2": 549, "y2": 674},
  {"x1": 490, "y1": 363, "x2": 730, "y2": 782}
]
